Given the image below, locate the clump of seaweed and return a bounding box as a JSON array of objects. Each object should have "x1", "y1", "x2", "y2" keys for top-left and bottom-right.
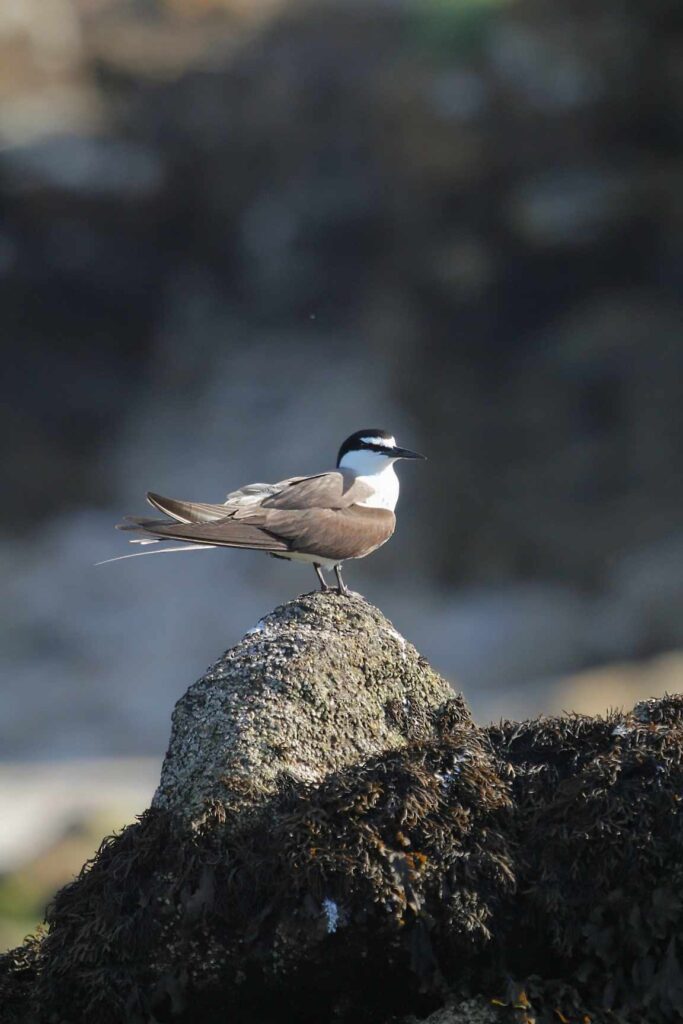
[
  {"x1": 0, "y1": 933, "x2": 41, "y2": 1022},
  {"x1": 2, "y1": 660, "x2": 682, "y2": 1024},
  {"x1": 0, "y1": 713, "x2": 512, "y2": 1024},
  {"x1": 489, "y1": 694, "x2": 683, "y2": 1023}
]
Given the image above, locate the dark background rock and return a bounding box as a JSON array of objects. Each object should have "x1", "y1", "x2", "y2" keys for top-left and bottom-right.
[
  {"x1": 3, "y1": 0, "x2": 681, "y2": 571},
  {"x1": 1, "y1": 594, "x2": 681, "y2": 1024}
]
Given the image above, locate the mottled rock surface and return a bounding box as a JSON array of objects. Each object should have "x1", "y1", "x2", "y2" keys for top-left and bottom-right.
[
  {"x1": 153, "y1": 592, "x2": 460, "y2": 822},
  {"x1": 405, "y1": 1001, "x2": 499, "y2": 1024}
]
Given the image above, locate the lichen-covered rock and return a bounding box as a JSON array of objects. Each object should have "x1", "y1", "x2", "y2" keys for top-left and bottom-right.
[
  {"x1": 153, "y1": 592, "x2": 461, "y2": 823},
  {"x1": 405, "y1": 999, "x2": 501, "y2": 1024},
  {"x1": 1, "y1": 594, "x2": 681, "y2": 1024}
]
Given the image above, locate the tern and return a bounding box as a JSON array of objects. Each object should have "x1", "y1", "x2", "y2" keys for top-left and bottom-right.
[{"x1": 107, "y1": 429, "x2": 426, "y2": 595}]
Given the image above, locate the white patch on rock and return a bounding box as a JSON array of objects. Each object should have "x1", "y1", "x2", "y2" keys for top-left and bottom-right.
[
  {"x1": 384, "y1": 626, "x2": 407, "y2": 662},
  {"x1": 435, "y1": 753, "x2": 468, "y2": 790},
  {"x1": 322, "y1": 897, "x2": 339, "y2": 934}
]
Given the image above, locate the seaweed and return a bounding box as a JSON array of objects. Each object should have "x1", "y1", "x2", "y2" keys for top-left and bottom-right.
[
  {"x1": 490, "y1": 697, "x2": 683, "y2": 1022},
  {"x1": 4, "y1": 717, "x2": 510, "y2": 1023},
  {"x1": 1, "y1": 592, "x2": 681, "y2": 1024}
]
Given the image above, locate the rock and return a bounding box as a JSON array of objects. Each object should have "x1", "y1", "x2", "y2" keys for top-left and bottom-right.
[
  {"x1": 405, "y1": 999, "x2": 500, "y2": 1024},
  {"x1": 1, "y1": 595, "x2": 682, "y2": 1024},
  {"x1": 153, "y1": 591, "x2": 461, "y2": 823},
  {"x1": 0, "y1": 594, "x2": 509, "y2": 1023},
  {"x1": 507, "y1": 166, "x2": 634, "y2": 247},
  {"x1": 1, "y1": 135, "x2": 164, "y2": 199}
]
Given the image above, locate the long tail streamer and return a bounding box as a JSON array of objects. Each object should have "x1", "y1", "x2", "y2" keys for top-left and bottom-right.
[{"x1": 95, "y1": 544, "x2": 217, "y2": 566}]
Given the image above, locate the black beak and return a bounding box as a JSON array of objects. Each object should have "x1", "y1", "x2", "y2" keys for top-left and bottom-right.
[{"x1": 391, "y1": 446, "x2": 427, "y2": 460}]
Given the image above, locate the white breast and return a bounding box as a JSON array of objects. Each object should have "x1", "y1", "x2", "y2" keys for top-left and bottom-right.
[{"x1": 338, "y1": 450, "x2": 400, "y2": 511}]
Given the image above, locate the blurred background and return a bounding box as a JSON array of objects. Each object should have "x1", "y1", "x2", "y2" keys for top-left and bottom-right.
[{"x1": 1, "y1": 0, "x2": 681, "y2": 949}]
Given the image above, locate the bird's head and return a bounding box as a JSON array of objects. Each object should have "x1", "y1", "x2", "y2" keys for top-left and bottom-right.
[{"x1": 336, "y1": 429, "x2": 426, "y2": 472}]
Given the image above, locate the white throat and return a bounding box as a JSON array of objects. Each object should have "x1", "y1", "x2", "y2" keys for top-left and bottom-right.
[{"x1": 338, "y1": 450, "x2": 400, "y2": 510}]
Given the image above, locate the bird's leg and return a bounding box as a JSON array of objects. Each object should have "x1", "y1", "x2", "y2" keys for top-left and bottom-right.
[
  {"x1": 314, "y1": 563, "x2": 331, "y2": 592},
  {"x1": 334, "y1": 563, "x2": 350, "y2": 596}
]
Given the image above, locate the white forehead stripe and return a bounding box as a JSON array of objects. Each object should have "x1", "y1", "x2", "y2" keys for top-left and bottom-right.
[{"x1": 360, "y1": 435, "x2": 396, "y2": 448}]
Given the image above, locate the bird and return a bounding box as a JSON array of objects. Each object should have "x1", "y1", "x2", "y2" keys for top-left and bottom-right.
[{"x1": 104, "y1": 429, "x2": 426, "y2": 595}]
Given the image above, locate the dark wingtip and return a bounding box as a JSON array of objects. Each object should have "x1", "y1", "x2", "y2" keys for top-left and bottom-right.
[
  {"x1": 146, "y1": 492, "x2": 166, "y2": 511},
  {"x1": 116, "y1": 514, "x2": 168, "y2": 532},
  {"x1": 115, "y1": 515, "x2": 139, "y2": 532}
]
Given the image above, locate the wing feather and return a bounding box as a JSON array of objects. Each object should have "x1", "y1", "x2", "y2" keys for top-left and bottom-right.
[
  {"x1": 146, "y1": 493, "x2": 233, "y2": 523},
  {"x1": 117, "y1": 515, "x2": 174, "y2": 533},
  {"x1": 258, "y1": 506, "x2": 395, "y2": 560},
  {"x1": 224, "y1": 477, "x2": 306, "y2": 506},
  {"x1": 261, "y1": 470, "x2": 372, "y2": 510},
  {"x1": 127, "y1": 518, "x2": 290, "y2": 551}
]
